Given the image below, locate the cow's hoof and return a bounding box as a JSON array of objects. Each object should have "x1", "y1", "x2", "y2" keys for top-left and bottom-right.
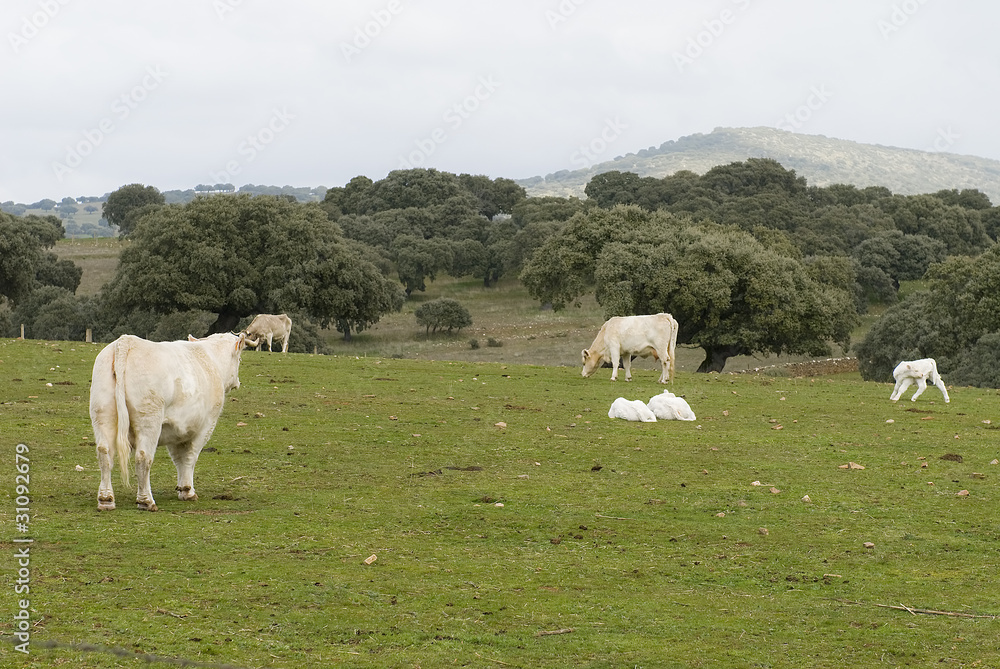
[
  {"x1": 97, "y1": 500, "x2": 116, "y2": 511},
  {"x1": 176, "y1": 485, "x2": 198, "y2": 501},
  {"x1": 136, "y1": 501, "x2": 158, "y2": 512}
]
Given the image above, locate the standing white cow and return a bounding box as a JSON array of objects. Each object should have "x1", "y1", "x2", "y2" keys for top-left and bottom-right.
[
  {"x1": 90, "y1": 332, "x2": 247, "y2": 511},
  {"x1": 582, "y1": 313, "x2": 678, "y2": 383},
  {"x1": 243, "y1": 313, "x2": 292, "y2": 353},
  {"x1": 890, "y1": 358, "x2": 950, "y2": 403}
]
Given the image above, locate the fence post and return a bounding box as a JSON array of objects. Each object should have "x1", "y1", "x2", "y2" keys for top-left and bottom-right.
[
  {"x1": 86, "y1": 328, "x2": 93, "y2": 343},
  {"x1": 20, "y1": 324, "x2": 24, "y2": 340}
]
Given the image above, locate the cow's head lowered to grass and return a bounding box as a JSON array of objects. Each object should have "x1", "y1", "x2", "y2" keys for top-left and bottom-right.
[
  {"x1": 890, "y1": 357, "x2": 950, "y2": 403},
  {"x1": 581, "y1": 313, "x2": 679, "y2": 383}
]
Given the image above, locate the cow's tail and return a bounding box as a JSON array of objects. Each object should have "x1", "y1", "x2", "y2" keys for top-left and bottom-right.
[
  {"x1": 112, "y1": 338, "x2": 133, "y2": 488},
  {"x1": 668, "y1": 316, "x2": 678, "y2": 382}
]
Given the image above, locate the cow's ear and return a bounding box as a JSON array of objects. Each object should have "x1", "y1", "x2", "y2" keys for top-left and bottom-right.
[{"x1": 236, "y1": 333, "x2": 247, "y2": 351}]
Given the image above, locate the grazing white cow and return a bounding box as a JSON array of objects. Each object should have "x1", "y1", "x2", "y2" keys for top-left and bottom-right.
[
  {"x1": 890, "y1": 358, "x2": 950, "y2": 403},
  {"x1": 582, "y1": 313, "x2": 678, "y2": 383},
  {"x1": 243, "y1": 313, "x2": 292, "y2": 353},
  {"x1": 608, "y1": 397, "x2": 658, "y2": 422},
  {"x1": 647, "y1": 390, "x2": 697, "y2": 421},
  {"x1": 90, "y1": 332, "x2": 247, "y2": 511}
]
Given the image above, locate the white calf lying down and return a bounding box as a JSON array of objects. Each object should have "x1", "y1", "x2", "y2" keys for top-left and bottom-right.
[
  {"x1": 608, "y1": 397, "x2": 657, "y2": 422},
  {"x1": 890, "y1": 358, "x2": 950, "y2": 403},
  {"x1": 647, "y1": 390, "x2": 697, "y2": 421}
]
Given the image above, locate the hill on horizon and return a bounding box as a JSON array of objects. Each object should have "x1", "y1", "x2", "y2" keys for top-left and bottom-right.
[
  {"x1": 516, "y1": 126, "x2": 1000, "y2": 204},
  {"x1": 10, "y1": 127, "x2": 1000, "y2": 238}
]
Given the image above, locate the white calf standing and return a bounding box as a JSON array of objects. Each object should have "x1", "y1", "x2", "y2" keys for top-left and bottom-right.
[{"x1": 890, "y1": 358, "x2": 950, "y2": 403}]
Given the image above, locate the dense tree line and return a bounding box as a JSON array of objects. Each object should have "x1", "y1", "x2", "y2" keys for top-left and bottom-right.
[
  {"x1": 6, "y1": 158, "x2": 1000, "y2": 380},
  {"x1": 4, "y1": 193, "x2": 405, "y2": 344},
  {"x1": 0, "y1": 211, "x2": 84, "y2": 337},
  {"x1": 323, "y1": 168, "x2": 529, "y2": 292},
  {"x1": 537, "y1": 158, "x2": 997, "y2": 377},
  {"x1": 520, "y1": 204, "x2": 858, "y2": 372},
  {"x1": 582, "y1": 160, "x2": 993, "y2": 300}
]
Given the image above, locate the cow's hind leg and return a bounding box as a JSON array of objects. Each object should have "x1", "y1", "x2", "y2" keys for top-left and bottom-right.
[
  {"x1": 132, "y1": 430, "x2": 159, "y2": 511},
  {"x1": 166, "y1": 442, "x2": 201, "y2": 501},
  {"x1": 931, "y1": 373, "x2": 951, "y2": 403},
  {"x1": 134, "y1": 451, "x2": 158, "y2": 511},
  {"x1": 95, "y1": 439, "x2": 116, "y2": 511},
  {"x1": 92, "y1": 408, "x2": 119, "y2": 510},
  {"x1": 655, "y1": 349, "x2": 669, "y2": 384},
  {"x1": 910, "y1": 377, "x2": 928, "y2": 401}
]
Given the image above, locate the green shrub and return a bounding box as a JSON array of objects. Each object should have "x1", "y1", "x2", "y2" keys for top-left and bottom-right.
[
  {"x1": 855, "y1": 292, "x2": 940, "y2": 382},
  {"x1": 415, "y1": 297, "x2": 472, "y2": 335},
  {"x1": 947, "y1": 332, "x2": 1000, "y2": 388},
  {"x1": 149, "y1": 310, "x2": 216, "y2": 341}
]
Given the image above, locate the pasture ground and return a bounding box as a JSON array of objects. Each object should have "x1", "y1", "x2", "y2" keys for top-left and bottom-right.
[{"x1": 3, "y1": 337, "x2": 1000, "y2": 667}]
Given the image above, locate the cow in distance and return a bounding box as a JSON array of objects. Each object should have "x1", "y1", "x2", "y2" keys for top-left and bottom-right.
[
  {"x1": 582, "y1": 313, "x2": 678, "y2": 383},
  {"x1": 243, "y1": 313, "x2": 292, "y2": 353}
]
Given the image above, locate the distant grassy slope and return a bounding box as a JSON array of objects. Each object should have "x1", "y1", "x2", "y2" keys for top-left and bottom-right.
[
  {"x1": 55, "y1": 237, "x2": 125, "y2": 296},
  {"x1": 518, "y1": 126, "x2": 1000, "y2": 203},
  {"x1": 19, "y1": 204, "x2": 113, "y2": 239}
]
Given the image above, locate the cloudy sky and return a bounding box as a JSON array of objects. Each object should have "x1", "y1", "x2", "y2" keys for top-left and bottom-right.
[{"x1": 2, "y1": 0, "x2": 997, "y2": 204}]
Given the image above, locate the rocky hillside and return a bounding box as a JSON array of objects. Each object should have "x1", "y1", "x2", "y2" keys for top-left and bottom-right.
[{"x1": 517, "y1": 127, "x2": 1000, "y2": 204}]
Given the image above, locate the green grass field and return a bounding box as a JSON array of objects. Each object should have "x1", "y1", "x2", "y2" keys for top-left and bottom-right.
[{"x1": 3, "y1": 334, "x2": 999, "y2": 667}]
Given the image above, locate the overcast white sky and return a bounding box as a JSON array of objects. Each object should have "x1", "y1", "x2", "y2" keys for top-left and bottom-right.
[{"x1": 2, "y1": 0, "x2": 997, "y2": 203}]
